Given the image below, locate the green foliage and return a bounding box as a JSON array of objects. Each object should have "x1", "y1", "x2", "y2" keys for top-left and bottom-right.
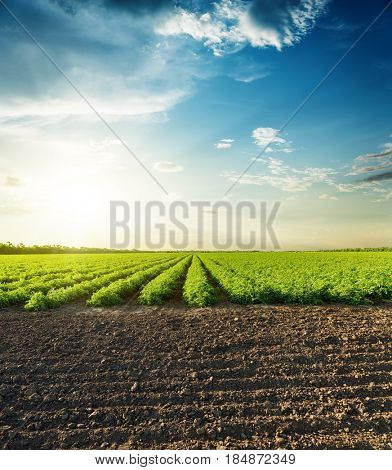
[
  {"x1": 139, "y1": 256, "x2": 192, "y2": 305},
  {"x1": 88, "y1": 256, "x2": 183, "y2": 307},
  {"x1": 199, "y1": 252, "x2": 392, "y2": 305},
  {"x1": 25, "y1": 255, "x2": 172, "y2": 311},
  {"x1": 183, "y1": 256, "x2": 216, "y2": 307},
  {"x1": 0, "y1": 251, "x2": 391, "y2": 310},
  {"x1": 200, "y1": 257, "x2": 256, "y2": 304}
]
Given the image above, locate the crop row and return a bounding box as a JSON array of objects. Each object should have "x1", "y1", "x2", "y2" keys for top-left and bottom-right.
[
  {"x1": 183, "y1": 255, "x2": 216, "y2": 307},
  {"x1": 0, "y1": 256, "x2": 103, "y2": 284},
  {"x1": 0, "y1": 258, "x2": 133, "y2": 292},
  {"x1": 25, "y1": 256, "x2": 177, "y2": 311},
  {"x1": 0, "y1": 256, "x2": 168, "y2": 309},
  {"x1": 139, "y1": 255, "x2": 193, "y2": 305},
  {"x1": 88, "y1": 256, "x2": 187, "y2": 307},
  {"x1": 199, "y1": 256, "x2": 255, "y2": 304},
  {"x1": 0, "y1": 253, "x2": 156, "y2": 284}
]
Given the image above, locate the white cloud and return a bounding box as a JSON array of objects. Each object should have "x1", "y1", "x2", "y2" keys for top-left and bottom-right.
[
  {"x1": 215, "y1": 142, "x2": 232, "y2": 149},
  {"x1": 223, "y1": 135, "x2": 392, "y2": 198},
  {"x1": 301, "y1": 167, "x2": 336, "y2": 184},
  {"x1": 230, "y1": 70, "x2": 270, "y2": 83},
  {"x1": 373, "y1": 187, "x2": 389, "y2": 193},
  {"x1": 215, "y1": 138, "x2": 235, "y2": 149},
  {"x1": 223, "y1": 156, "x2": 337, "y2": 192},
  {"x1": 253, "y1": 127, "x2": 280, "y2": 145},
  {"x1": 255, "y1": 156, "x2": 289, "y2": 174},
  {"x1": 157, "y1": 0, "x2": 328, "y2": 56},
  {"x1": 329, "y1": 181, "x2": 385, "y2": 193},
  {"x1": 154, "y1": 161, "x2": 184, "y2": 173},
  {"x1": 332, "y1": 183, "x2": 357, "y2": 193},
  {"x1": 370, "y1": 188, "x2": 392, "y2": 202},
  {"x1": 252, "y1": 127, "x2": 293, "y2": 153},
  {"x1": 318, "y1": 193, "x2": 338, "y2": 200},
  {"x1": 222, "y1": 167, "x2": 335, "y2": 192},
  {"x1": 372, "y1": 190, "x2": 392, "y2": 203},
  {"x1": 222, "y1": 172, "x2": 308, "y2": 192},
  {"x1": 0, "y1": 0, "x2": 327, "y2": 124},
  {"x1": 0, "y1": 90, "x2": 187, "y2": 120}
]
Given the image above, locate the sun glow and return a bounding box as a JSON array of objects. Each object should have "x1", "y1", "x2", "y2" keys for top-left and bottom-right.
[{"x1": 42, "y1": 182, "x2": 109, "y2": 246}]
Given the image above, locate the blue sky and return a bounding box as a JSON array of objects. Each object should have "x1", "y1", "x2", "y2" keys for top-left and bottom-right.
[{"x1": 0, "y1": 0, "x2": 391, "y2": 248}]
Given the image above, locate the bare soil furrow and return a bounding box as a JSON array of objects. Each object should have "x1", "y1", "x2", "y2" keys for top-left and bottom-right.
[
  {"x1": 3, "y1": 358, "x2": 392, "y2": 385},
  {"x1": 1, "y1": 303, "x2": 391, "y2": 449}
]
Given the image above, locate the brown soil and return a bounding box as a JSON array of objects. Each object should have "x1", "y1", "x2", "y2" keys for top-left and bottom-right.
[{"x1": 0, "y1": 303, "x2": 391, "y2": 450}]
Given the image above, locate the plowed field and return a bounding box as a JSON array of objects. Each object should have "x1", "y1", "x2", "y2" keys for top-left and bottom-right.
[{"x1": 1, "y1": 303, "x2": 391, "y2": 450}]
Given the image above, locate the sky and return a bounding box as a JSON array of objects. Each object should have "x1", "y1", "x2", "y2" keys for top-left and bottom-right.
[{"x1": 0, "y1": 0, "x2": 391, "y2": 250}]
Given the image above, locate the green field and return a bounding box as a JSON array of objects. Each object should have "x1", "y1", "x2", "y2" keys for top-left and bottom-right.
[{"x1": 0, "y1": 252, "x2": 391, "y2": 310}]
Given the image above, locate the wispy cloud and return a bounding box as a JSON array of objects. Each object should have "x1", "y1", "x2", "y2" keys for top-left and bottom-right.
[
  {"x1": 318, "y1": 18, "x2": 360, "y2": 33},
  {"x1": 224, "y1": 133, "x2": 392, "y2": 199},
  {"x1": 253, "y1": 157, "x2": 289, "y2": 174},
  {"x1": 362, "y1": 171, "x2": 392, "y2": 182},
  {"x1": 0, "y1": 1, "x2": 197, "y2": 121},
  {"x1": 228, "y1": 68, "x2": 270, "y2": 83},
  {"x1": 222, "y1": 158, "x2": 336, "y2": 192},
  {"x1": 318, "y1": 193, "x2": 338, "y2": 200},
  {"x1": 0, "y1": 86, "x2": 188, "y2": 120},
  {"x1": 356, "y1": 147, "x2": 392, "y2": 161},
  {"x1": 154, "y1": 161, "x2": 184, "y2": 172},
  {"x1": 347, "y1": 139, "x2": 392, "y2": 182},
  {"x1": 215, "y1": 138, "x2": 235, "y2": 149},
  {"x1": 373, "y1": 190, "x2": 392, "y2": 203}
]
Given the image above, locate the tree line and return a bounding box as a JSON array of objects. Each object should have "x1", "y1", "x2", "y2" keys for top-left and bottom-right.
[
  {"x1": 0, "y1": 242, "x2": 135, "y2": 255},
  {"x1": 0, "y1": 242, "x2": 390, "y2": 255}
]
